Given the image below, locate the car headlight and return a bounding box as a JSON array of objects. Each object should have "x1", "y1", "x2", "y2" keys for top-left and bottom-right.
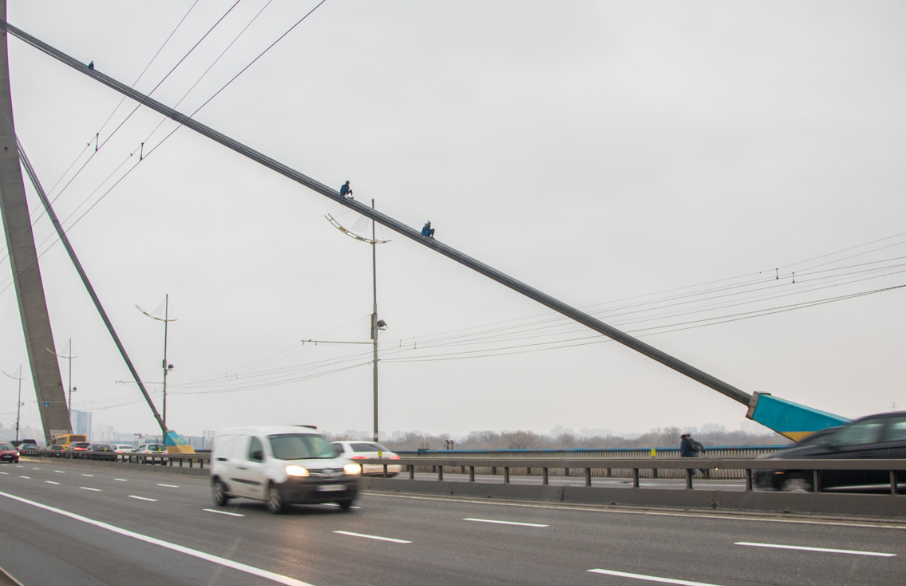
[
  {"x1": 344, "y1": 463, "x2": 362, "y2": 475},
  {"x1": 286, "y1": 465, "x2": 309, "y2": 477}
]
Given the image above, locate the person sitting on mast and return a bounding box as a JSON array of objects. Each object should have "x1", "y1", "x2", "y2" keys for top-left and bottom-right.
[
  {"x1": 421, "y1": 221, "x2": 435, "y2": 238},
  {"x1": 340, "y1": 180, "x2": 354, "y2": 199}
]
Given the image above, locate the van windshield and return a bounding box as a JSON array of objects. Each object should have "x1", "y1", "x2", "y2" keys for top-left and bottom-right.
[{"x1": 268, "y1": 434, "x2": 337, "y2": 460}]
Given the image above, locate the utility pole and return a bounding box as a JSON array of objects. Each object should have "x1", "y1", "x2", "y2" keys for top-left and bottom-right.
[
  {"x1": 136, "y1": 295, "x2": 176, "y2": 430},
  {"x1": 317, "y1": 202, "x2": 389, "y2": 442},
  {"x1": 162, "y1": 295, "x2": 170, "y2": 429},
  {"x1": 3, "y1": 366, "x2": 24, "y2": 442},
  {"x1": 371, "y1": 199, "x2": 379, "y2": 442},
  {"x1": 47, "y1": 340, "x2": 77, "y2": 432}
]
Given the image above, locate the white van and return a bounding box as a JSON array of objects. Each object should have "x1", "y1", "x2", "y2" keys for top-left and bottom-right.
[{"x1": 210, "y1": 426, "x2": 361, "y2": 514}]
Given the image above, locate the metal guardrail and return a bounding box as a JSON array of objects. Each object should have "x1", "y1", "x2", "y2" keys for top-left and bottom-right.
[
  {"x1": 365, "y1": 457, "x2": 906, "y2": 495},
  {"x1": 398, "y1": 446, "x2": 786, "y2": 459},
  {"x1": 20, "y1": 449, "x2": 210, "y2": 468},
  {"x1": 398, "y1": 447, "x2": 785, "y2": 479}
]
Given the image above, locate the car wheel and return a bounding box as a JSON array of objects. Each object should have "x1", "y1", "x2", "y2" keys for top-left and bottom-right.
[
  {"x1": 781, "y1": 477, "x2": 812, "y2": 493},
  {"x1": 211, "y1": 479, "x2": 230, "y2": 506},
  {"x1": 266, "y1": 485, "x2": 287, "y2": 514},
  {"x1": 338, "y1": 500, "x2": 354, "y2": 512}
]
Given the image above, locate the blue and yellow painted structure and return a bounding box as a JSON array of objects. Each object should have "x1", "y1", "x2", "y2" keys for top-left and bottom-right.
[
  {"x1": 746, "y1": 392, "x2": 850, "y2": 441},
  {"x1": 164, "y1": 430, "x2": 196, "y2": 454}
]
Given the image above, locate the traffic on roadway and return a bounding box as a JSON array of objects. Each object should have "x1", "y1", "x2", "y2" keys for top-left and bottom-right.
[{"x1": 1, "y1": 456, "x2": 903, "y2": 586}]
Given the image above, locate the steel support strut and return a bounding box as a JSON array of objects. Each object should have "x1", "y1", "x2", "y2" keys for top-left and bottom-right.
[{"x1": 1, "y1": 19, "x2": 753, "y2": 408}]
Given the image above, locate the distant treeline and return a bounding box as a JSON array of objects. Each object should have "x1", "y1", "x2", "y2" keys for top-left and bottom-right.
[{"x1": 327, "y1": 427, "x2": 790, "y2": 451}]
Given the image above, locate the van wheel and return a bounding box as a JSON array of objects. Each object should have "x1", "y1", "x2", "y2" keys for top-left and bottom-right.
[
  {"x1": 267, "y1": 485, "x2": 287, "y2": 514},
  {"x1": 781, "y1": 477, "x2": 812, "y2": 493},
  {"x1": 211, "y1": 479, "x2": 230, "y2": 506}
]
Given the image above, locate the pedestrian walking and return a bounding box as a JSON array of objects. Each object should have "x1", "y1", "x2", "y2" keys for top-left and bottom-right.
[{"x1": 680, "y1": 433, "x2": 707, "y2": 476}]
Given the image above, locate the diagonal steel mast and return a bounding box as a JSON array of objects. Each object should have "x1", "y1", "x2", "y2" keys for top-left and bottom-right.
[
  {"x1": 0, "y1": 18, "x2": 753, "y2": 409},
  {"x1": 13, "y1": 130, "x2": 166, "y2": 434}
]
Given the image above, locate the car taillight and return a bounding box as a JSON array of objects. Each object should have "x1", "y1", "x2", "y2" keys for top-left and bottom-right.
[
  {"x1": 351, "y1": 455, "x2": 367, "y2": 459},
  {"x1": 389, "y1": 455, "x2": 400, "y2": 460}
]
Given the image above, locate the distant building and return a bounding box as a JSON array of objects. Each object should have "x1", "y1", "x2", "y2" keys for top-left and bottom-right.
[
  {"x1": 550, "y1": 425, "x2": 575, "y2": 437},
  {"x1": 579, "y1": 428, "x2": 612, "y2": 438},
  {"x1": 71, "y1": 410, "x2": 92, "y2": 438}
]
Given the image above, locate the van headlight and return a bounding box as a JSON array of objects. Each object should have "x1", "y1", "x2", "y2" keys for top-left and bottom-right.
[
  {"x1": 286, "y1": 465, "x2": 309, "y2": 477},
  {"x1": 344, "y1": 463, "x2": 362, "y2": 475}
]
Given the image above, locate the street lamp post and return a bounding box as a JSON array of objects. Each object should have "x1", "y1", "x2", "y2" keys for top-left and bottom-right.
[
  {"x1": 321, "y1": 201, "x2": 389, "y2": 442},
  {"x1": 3, "y1": 366, "x2": 24, "y2": 443},
  {"x1": 47, "y1": 340, "x2": 77, "y2": 432},
  {"x1": 136, "y1": 295, "x2": 176, "y2": 429}
]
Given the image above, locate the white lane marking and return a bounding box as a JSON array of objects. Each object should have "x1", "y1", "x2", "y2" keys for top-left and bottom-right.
[
  {"x1": 589, "y1": 569, "x2": 723, "y2": 585},
  {"x1": 54, "y1": 470, "x2": 65, "y2": 474},
  {"x1": 203, "y1": 508, "x2": 244, "y2": 517},
  {"x1": 33, "y1": 467, "x2": 40, "y2": 470},
  {"x1": 366, "y1": 492, "x2": 906, "y2": 531},
  {"x1": 128, "y1": 495, "x2": 157, "y2": 502},
  {"x1": 80, "y1": 487, "x2": 101, "y2": 492},
  {"x1": 45, "y1": 481, "x2": 60, "y2": 485},
  {"x1": 333, "y1": 531, "x2": 411, "y2": 544},
  {"x1": 322, "y1": 503, "x2": 361, "y2": 509},
  {"x1": 15, "y1": 465, "x2": 23, "y2": 468},
  {"x1": 735, "y1": 542, "x2": 896, "y2": 557},
  {"x1": 157, "y1": 483, "x2": 179, "y2": 488},
  {"x1": 114, "y1": 479, "x2": 127, "y2": 482},
  {"x1": 0, "y1": 472, "x2": 7, "y2": 475},
  {"x1": 464, "y1": 517, "x2": 548, "y2": 528},
  {"x1": 20, "y1": 476, "x2": 30, "y2": 479},
  {"x1": 81, "y1": 474, "x2": 94, "y2": 477},
  {"x1": 0, "y1": 489, "x2": 316, "y2": 586}
]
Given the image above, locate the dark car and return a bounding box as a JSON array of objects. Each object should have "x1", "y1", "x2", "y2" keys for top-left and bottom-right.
[
  {"x1": 47, "y1": 445, "x2": 66, "y2": 457},
  {"x1": 0, "y1": 443, "x2": 19, "y2": 464},
  {"x1": 87, "y1": 443, "x2": 118, "y2": 461},
  {"x1": 70, "y1": 442, "x2": 91, "y2": 452},
  {"x1": 755, "y1": 411, "x2": 906, "y2": 492}
]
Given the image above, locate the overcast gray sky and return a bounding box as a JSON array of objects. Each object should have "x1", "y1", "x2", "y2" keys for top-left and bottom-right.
[{"x1": 1, "y1": 1, "x2": 904, "y2": 440}]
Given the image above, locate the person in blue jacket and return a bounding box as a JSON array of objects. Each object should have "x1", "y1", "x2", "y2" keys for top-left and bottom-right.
[
  {"x1": 340, "y1": 181, "x2": 353, "y2": 199},
  {"x1": 680, "y1": 433, "x2": 706, "y2": 475},
  {"x1": 421, "y1": 221, "x2": 435, "y2": 238}
]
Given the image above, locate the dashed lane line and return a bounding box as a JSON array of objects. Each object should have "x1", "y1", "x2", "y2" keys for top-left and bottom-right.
[
  {"x1": 0, "y1": 472, "x2": 6, "y2": 475},
  {"x1": 366, "y1": 492, "x2": 906, "y2": 531},
  {"x1": 0, "y1": 489, "x2": 317, "y2": 586},
  {"x1": 128, "y1": 495, "x2": 157, "y2": 502},
  {"x1": 81, "y1": 474, "x2": 94, "y2": 477},
  {"x1": 80, "y1": 487, "x2": 101, "y2": 492},
  {"x1": 45, "y1": 481, "x2": 59, "y2": 485},
  {"x1": 157, "y1": 484, "x2": 179, "y2": 488},
  {"x1": 734, "y1": 542, "x2": 896, "y2": 557},
  {"x1": 333, "y1": 531, "x2": 411, "y2": 544},
  {"x1": 203, "y1": 509, "x2": 244, "y2": 517},
  {"x1": 464, "y1": 518, "x2": 549, "y2": 528},
  {"x1": 114, "y1": 479, "x2": 127, "y2": 482},
  {"x1": 20, "y1": 476, "x2": 30, "y2": 480},
  {"x1": 589, "y1": 569, "x2": 723, "y2": 585},
  {"x1": 54, "y1": 470, "x2": 65, "y2": 474},
  {"x1": 322, "y1": 503, "x2": 361, "y2": 509}
]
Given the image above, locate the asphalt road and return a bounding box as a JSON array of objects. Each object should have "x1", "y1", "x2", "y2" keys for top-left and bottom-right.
[{"x1": 1, "y1": 461, "x2": 904, "y2": 586}]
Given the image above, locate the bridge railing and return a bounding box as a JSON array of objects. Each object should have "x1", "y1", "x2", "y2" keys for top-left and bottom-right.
[
  {"x1": 364, "y1": 456, "x2": 906, "y2": 495},
  {"x1": 19, "y1": 449, "x2": 210, "y2": 468},
  {"x1": 395, "y1": 446, "x2": 787, "y2": 479}
]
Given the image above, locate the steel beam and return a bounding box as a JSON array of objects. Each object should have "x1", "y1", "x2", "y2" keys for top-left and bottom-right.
[{"x1": 1, "y1": 18, "x2": 753, "y2": 407}]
